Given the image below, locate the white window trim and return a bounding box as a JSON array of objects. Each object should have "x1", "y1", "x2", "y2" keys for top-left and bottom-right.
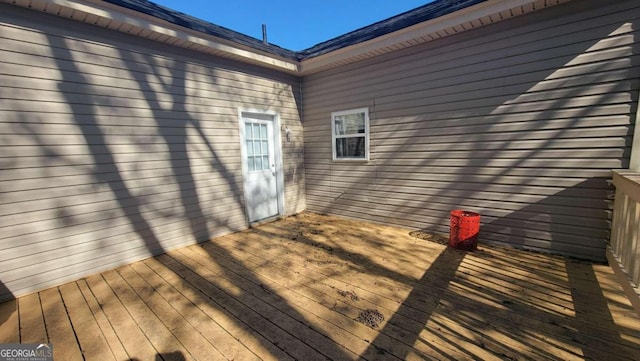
[{"x1": 331, "y1": 107, "x2": 370, "y2": 161}]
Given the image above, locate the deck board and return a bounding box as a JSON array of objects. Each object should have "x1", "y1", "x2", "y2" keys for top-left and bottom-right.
[
  {"x1": 128, "y1": 261, "x2": 261, "y2": 361},
  {"x1": 1, "y1": 212, "x2": 639, "y2": 361},
  {"x1": 101, "y1": 269, "x2": 193, "y2": 360},
  {"x1": 173, "y1": 246, "x2": 367, "y2": 360},
  {"x1": 197, "y1": 237, "x2": 460, "y2": 359},
  {"x1": 117, "y1": 264, "x2": 225, "y2": 361},
  {"x1": 40, "y1": 287, "x2": 84, "y2": 360},
  {"x1": 143, "y1": 257, "x2": 293, "y2": 361},
  {"x1": 18, "y1": 293, "x2": 47, "y2": 344},
  {"x1": 84, "y1": 274, "x2": 160, "y2": 360},
  {"x1": 0, "y1": 298, "x2": 19, "y2": 343},
  {"x1": 157, "y1": 254, "x2": 315, "y2": 361},
  {"x1": 58, "y1": 282, "x2": 117, "y2": 361},
  {"x1": 75, "y1": 279, "x2": 129, "y2": 360}
]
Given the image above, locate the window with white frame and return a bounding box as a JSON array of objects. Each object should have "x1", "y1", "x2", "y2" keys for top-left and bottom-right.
[{"x1": 331, "y1": 108, "x2": 369, "y2": 161}]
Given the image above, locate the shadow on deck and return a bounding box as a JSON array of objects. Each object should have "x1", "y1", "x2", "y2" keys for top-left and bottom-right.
[{"x1": 1, "y1": 212, "x2": 639, "y2": 360}]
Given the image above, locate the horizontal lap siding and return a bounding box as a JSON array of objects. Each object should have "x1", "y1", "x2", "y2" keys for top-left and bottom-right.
[
  {"x1": 302, "y1": 0, "x2": 640, "y2": 261},
  {"x1": 0, "y1": 4, "x2": 305, "y2": 301}
]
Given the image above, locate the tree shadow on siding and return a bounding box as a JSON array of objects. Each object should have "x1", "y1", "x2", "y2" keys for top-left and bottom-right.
[
  {"x1": 313, "y1": 0, "x2": 634, "y2": 255},
  {"x1": 307, "y1": 1, "x2": 639, "y2": 358},
  {"x1": 34, "y1": 25, "x2": 336, "y2": 359},
  {"x1": 47, "y1": 36, "x2": 164, "y2": 256},
  {"x1": 106, "y1": 43, "x2": 350, "y2": 359},
  {"x1": 124, "y1": 54, "x2": 217, "y2": 245},
  {"x1": 478, "y1": 178, "x2": 620, "y2": 260}
]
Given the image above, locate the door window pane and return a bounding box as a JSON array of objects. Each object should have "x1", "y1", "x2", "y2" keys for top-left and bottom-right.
[
  {"x1": 260, "y1": 124, "x2": 267, "y2": 139},
  {"x1": 255, "y1": 155, "x2": 263, "y2": 170},
  {"x1": 248, "y1": 156, "x2": 254, "y2": 171},
  {"x1": 245, "y1": 121, "x2": 273, "y2": 172}
]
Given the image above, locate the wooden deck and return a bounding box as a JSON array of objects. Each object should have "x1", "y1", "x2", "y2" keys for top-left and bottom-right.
[{"x1": 1, "y1": 212, "x2": 639, "y2": 361}]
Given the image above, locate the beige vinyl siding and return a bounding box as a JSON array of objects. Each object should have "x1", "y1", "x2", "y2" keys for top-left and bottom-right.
[
  {"x1": 302, "y1": 0, "x2": 639, "y2": 261},
  {"x1": 0, "y1": 4, "x2": 304, "y2": 301}
]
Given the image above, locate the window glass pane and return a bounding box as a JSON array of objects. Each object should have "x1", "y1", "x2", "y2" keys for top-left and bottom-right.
[
  {"x1": 262, "y1": 140, "x2": 268, "y2": 155},
  {"x1": 248, "y1": 156, "x2": 254, "y2": 171},
  {"x1": 246, "y1": 140, "x2": 253, "y2": 156},
  {"x1": 260, "y1": 124, "x2": 267, "y2": 139},
  {"x1": 335, "y1": 136, "x2": 366, "y2": 158},
  {"x1": 253, "y1": 124, "x2": 261, "y2": 140},
  {"x1": 245, "y1": 123, "x2": 252, "y2": 139},
  {"x1": 263, "y1": 155, "x2": 270, "y2": 170},
  {"x1": 334, "y1": 112, "x2": 365, "y2": 135},
  {"x1": 254, "y1": 141, "x2": 261, "y2": 156},
  {"x1": 255, "y1": 155, "x2": 263, "y2": 170}
]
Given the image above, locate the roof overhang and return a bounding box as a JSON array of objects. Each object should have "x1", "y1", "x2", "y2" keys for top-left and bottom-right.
[
  {"x1": 2, "y1": 0, "x2": 571, "y2": 76},
  {"x1": 1, "y1": 0, "x2": 300, "y2": 74},
  {"x1": 298, "y1": 0, "x2": 571, "y2": 75}
]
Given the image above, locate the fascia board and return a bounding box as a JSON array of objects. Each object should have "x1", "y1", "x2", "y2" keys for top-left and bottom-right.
[
  {"x1": 298, "y1": 0, "x2": 544, "y2": 74},
  {"x1": 9, "y1": 0, "x2": 299, "y2": 73}
]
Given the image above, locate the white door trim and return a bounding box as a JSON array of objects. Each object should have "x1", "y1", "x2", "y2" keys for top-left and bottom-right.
[{"x1": 238, "y1": 108, "x2": 285, "y2": 223}]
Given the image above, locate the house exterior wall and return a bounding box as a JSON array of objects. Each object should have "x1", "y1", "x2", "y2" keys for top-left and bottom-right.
[
  {"x1": 302, "y1": 0, "x2": 640, "y2": 261},
  {"x1": 0, "y1": 4, "x2": 305, "y2": 301}
]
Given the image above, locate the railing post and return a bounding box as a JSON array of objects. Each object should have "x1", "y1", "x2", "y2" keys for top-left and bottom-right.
[
  {"x1": 608, "y1": 170, "x2": 640, "y2": 315},
  {"x1": 629, "y1": 90, "x2": 640, "y2": 171}
]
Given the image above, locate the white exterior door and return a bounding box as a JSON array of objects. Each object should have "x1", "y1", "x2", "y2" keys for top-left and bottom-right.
[{"x1": 241, "y1": 113, "x2": 279, "y2": 222}]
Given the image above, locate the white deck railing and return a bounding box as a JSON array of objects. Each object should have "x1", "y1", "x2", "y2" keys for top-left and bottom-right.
[{"x1": 608, "y1": 170, "x2": 640, "y2": 313}]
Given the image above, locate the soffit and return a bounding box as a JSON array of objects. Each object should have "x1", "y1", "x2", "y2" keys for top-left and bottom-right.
[
  {"x1": 2, "y1": 0, "x2": 571, "y2": 76},
  {"x1": 2, "y1": 0, "x2": 300, "y2": 73},
  {"x1": 298, "y1": 0, "x2": 572, "y2": 75}
]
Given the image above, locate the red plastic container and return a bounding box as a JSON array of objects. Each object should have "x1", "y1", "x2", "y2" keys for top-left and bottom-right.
[{"x1": 449, "y1": 210, "x2": 480, "y2": 251}]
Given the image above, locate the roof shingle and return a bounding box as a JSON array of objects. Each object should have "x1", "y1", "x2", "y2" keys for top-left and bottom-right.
[{"x1": 102, "y1": 0, "x2": 487, "y2": 60}]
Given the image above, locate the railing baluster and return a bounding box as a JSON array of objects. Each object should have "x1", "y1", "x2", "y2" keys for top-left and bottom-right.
[{"x1": 608, "y1": 170, "x2": 640, "y2": 314}]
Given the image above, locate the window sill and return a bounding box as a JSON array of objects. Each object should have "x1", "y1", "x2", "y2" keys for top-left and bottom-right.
[{"x1": 332, "y1": 158, "x2": 370, "y2": 163}]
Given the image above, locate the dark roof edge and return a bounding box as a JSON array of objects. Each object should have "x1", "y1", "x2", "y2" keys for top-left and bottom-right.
[
  {"x1": 102, "y1": 0, "x2": 299, "y2": 60},
  {"x1": 102, "y1": 0, "x2": 487, "y2": 62},
  {"x1": 298, "y1": 0, "x2": 488, "y2": 59}
]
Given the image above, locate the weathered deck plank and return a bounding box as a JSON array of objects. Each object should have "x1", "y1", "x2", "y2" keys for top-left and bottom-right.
[
  {"x1": 100, "y1": 269, "x2": 193, "y2": 360},
  {"x1": 156, "y1": 253, "x2": 319, "y2": 361},
  {"x1": 172, "y1": 246, "x2": 368, "y2": 360},
  {"x1": 0, "y1": 299, "x2": 18, "y2": 343},
  {"x1": 84, "y1": 273, "x2": 160, "y2": 360},
  {"x1": 0, "y1": 212, "x2": 638, "y2": 361},
  {"x1": 58, "y1": 282, "x2": 117, "y2": 361},
  {"x1": 75, "y1": 279, "x2": 129, "y2": 360},
  {"x1": 18, "y1": 293, "x2": 47, "y2": 344},
  {"x1": 128, "y1": 261, "x2": 262, "y2": 361},
  {"x1": 199, "y1": 232, "x2": 495, "y2": 360},
  {"x1": 196, "y1": 237, "x2": 516, "y2": 360},
  {"x1": 142, "y1": 257, "x2": 290, "y2": 361},
  {"x1": 117, "y1": 264, "x2": 226, "y2": 361},
  {"x1": 39, "y1": 287, "x2": 84, "y2": 360}
]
